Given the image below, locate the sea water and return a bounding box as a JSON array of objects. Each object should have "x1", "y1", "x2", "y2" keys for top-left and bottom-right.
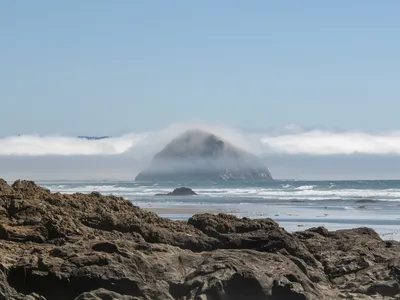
[{"x1": 39, "y1": 180, "x2": 400, "y2": 240}]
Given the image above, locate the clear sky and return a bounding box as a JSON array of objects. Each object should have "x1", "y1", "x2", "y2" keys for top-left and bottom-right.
[{"x1": 1, "y1": 1, "x2": 400, "y2": 136}]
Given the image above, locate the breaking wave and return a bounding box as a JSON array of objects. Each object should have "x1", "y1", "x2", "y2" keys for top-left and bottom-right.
[{"x1": 41, "y1": 182, "x2": 400, "y2": 202}]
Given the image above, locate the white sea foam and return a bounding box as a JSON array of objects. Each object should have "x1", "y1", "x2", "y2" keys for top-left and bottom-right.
[
  {"x1": 3, "y1": 123, "x2": 400, "y2": 156},
  {"x1": 294, "y1": 185, "x2": 315, "y2": 190}
]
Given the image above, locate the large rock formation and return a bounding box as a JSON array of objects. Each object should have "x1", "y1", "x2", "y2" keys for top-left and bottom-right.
[
  {"x1": 1, "y1": 179, "x2": 400, "y2": 299},
  {"x1": 135, "y1": 129, "x2": 273, "y2": 182}
]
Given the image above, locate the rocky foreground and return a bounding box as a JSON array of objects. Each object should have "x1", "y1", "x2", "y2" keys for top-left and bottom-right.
[{"x1": 1, "y1": 179, "x2": 400, "y2": 300}]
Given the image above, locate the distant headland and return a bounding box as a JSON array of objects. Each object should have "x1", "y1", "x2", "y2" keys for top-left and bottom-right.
[{"x1": 135, "y1": 129, "x2": 273, "y2": 182}]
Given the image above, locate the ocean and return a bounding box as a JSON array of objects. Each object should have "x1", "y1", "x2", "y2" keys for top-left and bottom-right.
[{"x1": 39, "y1": 180, "x2": 400, "y2": 240}]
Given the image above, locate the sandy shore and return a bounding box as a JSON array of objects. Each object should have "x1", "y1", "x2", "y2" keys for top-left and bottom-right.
[
  {"x1": 140, "y1": 204, "x2": 400, "y2": 241},
  {"x1": 144, "y1": 207, "x2": 225, "y2": 214}
]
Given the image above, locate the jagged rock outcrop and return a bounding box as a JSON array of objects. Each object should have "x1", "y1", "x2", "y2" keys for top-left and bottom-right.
[
  {"x1": 135, "y1": 129, "x2": 273, "y2": 182},
  {"x1": 0, "y1": 179, "x2": 399, "y2": 299},
  {"x1": 155, "y1": 187, "x2": 198, "y2": 196}
]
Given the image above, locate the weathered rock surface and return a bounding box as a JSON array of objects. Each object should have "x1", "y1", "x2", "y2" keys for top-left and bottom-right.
[
  {"x1": 155, "y1": 187, "x2": 198, "y2": 196},
  {"x1": 0, "y1": 179, "x2": 399, "y2": 299},
  {"x1": 135, "y1": 129, "x2": 273, "y2": 182}
]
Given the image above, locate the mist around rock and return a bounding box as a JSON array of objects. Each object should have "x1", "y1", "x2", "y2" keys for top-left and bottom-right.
[
  {"x1": 135, "y1": 129, "x2": 273, "y2": 182},
  {"x1": 3, "y1": 122, "x2": 400, "y2": 180}
]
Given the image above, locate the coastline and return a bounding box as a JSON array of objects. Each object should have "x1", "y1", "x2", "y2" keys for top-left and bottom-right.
[
  {"x1": 144, "y1": 207, "x2": 225, "y2": 215},
  {"x1": 144, "y1": 204, "x2": 400, "y2": 241},
  {"x1": 1, "y1": 179, "x2": 400, "y2": 299}
]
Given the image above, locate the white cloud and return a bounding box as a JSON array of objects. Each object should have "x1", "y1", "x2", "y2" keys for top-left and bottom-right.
[
  {"x1": 0, "y1": 134, "x2": 147, "y2": 156},
  {"x1": 1, "y1": 123, "x2": 400, "y2": 156},
  {"x1": 261, "y1": 130, "x2": 400, "y2": 155}
]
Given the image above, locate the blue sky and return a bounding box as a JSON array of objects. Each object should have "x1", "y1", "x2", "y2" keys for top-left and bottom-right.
[{"x1": 1, "y1": 1, "x2": 400, "y2": 136}]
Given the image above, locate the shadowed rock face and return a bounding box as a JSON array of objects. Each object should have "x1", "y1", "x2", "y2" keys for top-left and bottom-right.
[
  {"x1": 155, "y1": 187, "x2": 198, "y2": 196},
  {"x1": 1, "y1": 179, "x2": 400, "y2": 299},
  {"x1": 135, "y1": 129, "x2": 273, "y2": 182}
]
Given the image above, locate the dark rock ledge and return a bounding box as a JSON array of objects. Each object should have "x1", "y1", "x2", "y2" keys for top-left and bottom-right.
[
  {"x1": 155, "y1": 187, "x2": 198, "y2": 196},
  {"x1": 0, "y1": 178, "x2": 399, "y2": 299}
]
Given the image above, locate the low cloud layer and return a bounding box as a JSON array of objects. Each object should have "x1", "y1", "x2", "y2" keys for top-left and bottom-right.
[
  {"x1": 0, "y1": 134, "x2": 147, "y2": 156},
  {"x1": 263, "y1": 130, "x2": 400, "y2": 155},
  {"x1": 1, "y1": 123, "x2": 400, "y2": 157},
  {"x1": 2, "y1": 123, "x2": 400, "y2": 181}
]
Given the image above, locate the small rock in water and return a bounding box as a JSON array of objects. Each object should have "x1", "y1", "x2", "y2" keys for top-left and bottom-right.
[{"x1": 155, "y1": 187, "x2": 198, "y2": 196}]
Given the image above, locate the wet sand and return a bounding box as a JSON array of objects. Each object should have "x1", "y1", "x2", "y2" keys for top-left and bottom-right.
[
  {"x1": 144, "y1": 207, "x2": 224, "y2": 214},
  {"x1": 140, "y1": 204, "x2": 400, "y2": 241}
]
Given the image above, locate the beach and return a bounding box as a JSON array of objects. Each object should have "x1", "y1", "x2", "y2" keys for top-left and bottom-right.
[
  {"x1": 40, "y1": 180, "x2": 400, "y2": 241},
  {"x1": 144, "y1": 201, "x2": 400, "y2": 240}
]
